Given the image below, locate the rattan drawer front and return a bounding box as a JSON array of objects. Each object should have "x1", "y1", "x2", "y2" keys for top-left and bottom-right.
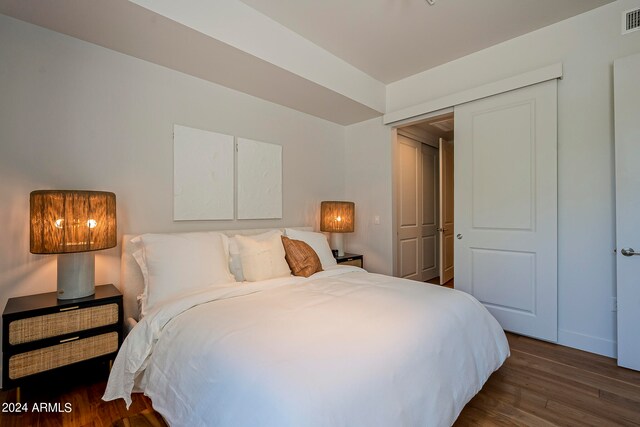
[
  {"x1": 340, "y1": 259, "x2": 362, "y2": 268},
  {"x1": 8, "y1": 332, "x2": 118, "y2": 379},
  {"x1": 8, "y1": 303, "x2": 119, "y2": 345}
]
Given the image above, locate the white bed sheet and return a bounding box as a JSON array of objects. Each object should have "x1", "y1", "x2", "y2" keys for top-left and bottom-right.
[{"x1": 104, "y1": 266, "x2": 509, "y2": 427}]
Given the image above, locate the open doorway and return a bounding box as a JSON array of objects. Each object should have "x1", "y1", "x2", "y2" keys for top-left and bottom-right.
[
  {"x1": 391, "y1": 76, "x2": 559, "y2": 341},
  {"x1": 394, "y1": 112, "x2": 454, "y2": 288}
]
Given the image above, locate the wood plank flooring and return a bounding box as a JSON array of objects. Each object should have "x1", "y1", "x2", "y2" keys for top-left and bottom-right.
[
  {"x1": 455, "y1": 334, "x2": 640, "y2": 426},
  {"x1": 1, "y1": 333, "x2": 639, "y2": 426},
  {"x1": 427, "y1": 277, "x2": 454, "y2": 288},
  {"x1": 0, "y1": 363, "x2": 154, "y2": 427}
]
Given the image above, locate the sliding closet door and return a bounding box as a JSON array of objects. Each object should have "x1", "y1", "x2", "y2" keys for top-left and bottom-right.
[
  {"x1": 454, "y1": 80, "x2": 558, "y2": 342},
  {"x1": 397, "y1": 134, "x2": 422, "y2": 281},
  {"x1": 396, "y1": 134, "x2": 439, "y2": 282}
]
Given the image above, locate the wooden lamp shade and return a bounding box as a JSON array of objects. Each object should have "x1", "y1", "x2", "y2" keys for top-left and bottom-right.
[
  {"x1": 30, "y1": 190, "x2": 117, "y2": 300},
  {"x1": 320, "y1": 201, "x2": 355, "y2": 257},
  {"x1": 320, "y1": 201, "x2": 355, "y2": 233},
  {"x1": 30, "y1": 190, "x2": 117, "y2": 254}
]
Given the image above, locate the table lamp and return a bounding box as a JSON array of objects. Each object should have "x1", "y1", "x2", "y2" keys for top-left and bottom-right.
[
  {"x1": 30, "y1": 190, "x2": 117, "y2": 300},
  {"x1": 320, "y1": 201, "x2": 355, "y2": 256}
]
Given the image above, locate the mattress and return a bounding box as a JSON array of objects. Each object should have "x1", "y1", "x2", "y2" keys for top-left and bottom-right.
[{"x1": 104, "y1": 266, "x2": 509, "y2": 426}]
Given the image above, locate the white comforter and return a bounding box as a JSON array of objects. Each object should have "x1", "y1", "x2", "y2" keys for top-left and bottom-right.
[{"x1": 104, "y1": 266, "x2": 509, "y2": 427}]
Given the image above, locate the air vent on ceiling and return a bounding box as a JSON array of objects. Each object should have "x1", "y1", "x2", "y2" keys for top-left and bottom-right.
[{"x1": 622, "y1": 8, "x2": 640, "y2": 35}]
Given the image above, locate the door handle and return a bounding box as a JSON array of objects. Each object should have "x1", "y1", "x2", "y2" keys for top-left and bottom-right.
[
  {"x1": 621, "y1": 248, "x2": 640, "y2": 257},
  {"x1": 437, "y1": 228, "x2": 446, "y2": 232}
]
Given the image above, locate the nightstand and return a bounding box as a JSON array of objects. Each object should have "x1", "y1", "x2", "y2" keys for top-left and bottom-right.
[
  {"x1": 2, "y1": 284, "x2": 123, "y2": 398},
  {"x1": 334, "y1": 253, "x2": 363, "y2": 268}
]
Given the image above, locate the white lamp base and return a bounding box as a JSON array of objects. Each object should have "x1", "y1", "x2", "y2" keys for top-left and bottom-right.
[
  {"x1": 57, "y1": 252, "x2": 95, "y2": 300},
  {"x1": 331, "y1": 233, "x2": 346, "y2": 256}
]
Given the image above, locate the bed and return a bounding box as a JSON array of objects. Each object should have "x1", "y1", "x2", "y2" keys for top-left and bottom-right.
[{"x1": 103, "y1": 228, "x2": 509, "y2": 427}]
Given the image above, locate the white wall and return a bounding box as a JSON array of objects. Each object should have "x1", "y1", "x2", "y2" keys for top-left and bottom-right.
[
  {"x1": 344, "y1": 118, "x2": 393, "y2": 275},
  {"x1": 0, "y1": 15, "x2": 346, "y2": 385},
  {"x1": 365, "y1": 0, "x2": 640, "y2": 357}
]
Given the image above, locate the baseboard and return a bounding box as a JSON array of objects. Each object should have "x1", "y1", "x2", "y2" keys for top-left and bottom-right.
[{"x1": 558, "y1": 329, "x2": 617, "y2": 358}]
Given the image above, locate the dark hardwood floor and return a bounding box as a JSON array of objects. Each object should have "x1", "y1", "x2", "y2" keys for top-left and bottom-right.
[
  {"x1": 456, "y1": 334, "x2": 640, "y2": 426},
  {"x1": 1, "y1": 333, "x2": 639, "y2": 426},
  {"x1": 427, "y1": 276, "x2": 454, "y2": 288},
  {"x1": 427, "y1": 277, "x2": 455, "y2": 289},
  {"x1": 0, "y1": 363, "x2": 154, "y2": 427}
]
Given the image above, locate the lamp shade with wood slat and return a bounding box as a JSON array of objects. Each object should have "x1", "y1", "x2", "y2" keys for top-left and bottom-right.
[
  {"x1": 30, "y1": 190, "x2": 116, "y2": 253},
  {"x1": 320, "y1": 201, "x2": 355, "y2": 233},
  {"x1": 320, "y1": 201, "x2": 355, "y2": 256},
  {"x1": 30, "y1": 190, "x2": 117, "y2": 299}
]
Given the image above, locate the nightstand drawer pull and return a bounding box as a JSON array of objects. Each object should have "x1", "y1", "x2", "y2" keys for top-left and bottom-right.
[
  {"x1": 8, "y1": 303, "x2": 119, "y2": 345},
  {"x1": 59, "y1": 306, "x2": 80, "y2": 312},
  {"x1": 59, "y1": 336, "x2": 80, "y2": 343}
]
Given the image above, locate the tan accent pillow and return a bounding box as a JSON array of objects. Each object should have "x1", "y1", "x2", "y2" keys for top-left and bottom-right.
[{"x1": 281, "y1": 236, "x2": 323, "y2": 278}]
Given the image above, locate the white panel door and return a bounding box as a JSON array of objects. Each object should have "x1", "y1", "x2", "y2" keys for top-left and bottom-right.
[
  {"x1": 397, "y1": 134, "x2": 421, "y2": 280},
  {"x1": 614, "y1": 53, "x2": 640, "y2": 371},
  {"x1": 422, "y1": 144, "x2": 438, "y2": 281},
  {"x1": 438, "y1": 138, "x2": 454, "y2": 284},
  {"x1": 397, "y1": 134, "x2": 438, "y2": 282},
  {"x1": 454, "y1": 80, "x2": 558, "y2": 342}
]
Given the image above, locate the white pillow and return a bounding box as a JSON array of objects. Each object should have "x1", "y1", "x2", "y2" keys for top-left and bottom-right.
[
  {"x1": 284, "y1": 228, "x2": 337, "y2": 268},
  {"x1": 234, "y1": 233, "x2": 291, "y2": 282},
  {"x1": 228, "y1": 230, "x2": 282, "y2": 281},
  {"x1": 133, "y1": 232, "x2": 235, "y2": 315},
  {"x1": 132, "y1": 249, "x2": 149, "y2": 318}
]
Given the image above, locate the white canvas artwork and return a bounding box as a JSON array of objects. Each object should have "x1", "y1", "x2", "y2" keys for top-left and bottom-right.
[
  {"x1": 173, "y1": 125, "x2": 234, "y2": 220},
  {"x1": 237, "y1": 138, "x2": 283, "y2": 219}
]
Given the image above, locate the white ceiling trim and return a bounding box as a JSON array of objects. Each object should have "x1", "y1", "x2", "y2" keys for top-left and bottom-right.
[
  {"x1": 383, "y1": 63, "x2": 563, "y2": 125},
  {"x1": 129, "y1": 0, "x2": 386, "y2": 113}
]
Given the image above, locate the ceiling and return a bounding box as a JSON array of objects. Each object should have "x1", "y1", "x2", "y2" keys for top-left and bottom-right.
[
  {"x1": 411, "y1": 113, "x2": 454, "y2": 140},
  {"x1": 0, "y1": 0, "x2": 616, "y2": 124},
  {"x1": 238, "y1": 0, "x2": 614, "y2": 83}
]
